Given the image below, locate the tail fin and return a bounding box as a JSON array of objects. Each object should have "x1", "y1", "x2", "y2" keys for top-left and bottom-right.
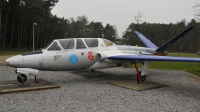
[
  {"x1": 134, "y1": 31, "x2": 158, "y2": 49},
  {"x1": 156, "y1": 26, "x2": 194, "y2": 52},
  {"x1": 135, "y1": 27, "x2": 194, "y2": 52}
]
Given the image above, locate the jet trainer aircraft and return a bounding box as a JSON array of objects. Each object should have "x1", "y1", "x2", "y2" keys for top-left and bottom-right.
[{"x1": 5, "y1": 26, "x2": 200, "y2": 84}]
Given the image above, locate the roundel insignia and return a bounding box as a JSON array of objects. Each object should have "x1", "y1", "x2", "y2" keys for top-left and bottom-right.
[
  {"x1": 88, "y1": 52, "x2": 94, "y2": 60},
  {"x1": 69, "y1": 54, "x2": 78, "y2": 64}
]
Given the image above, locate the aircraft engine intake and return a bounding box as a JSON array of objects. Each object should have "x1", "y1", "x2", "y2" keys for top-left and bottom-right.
[{"x1": 97, "y1": 53, "x2": 106, "y2": 62}]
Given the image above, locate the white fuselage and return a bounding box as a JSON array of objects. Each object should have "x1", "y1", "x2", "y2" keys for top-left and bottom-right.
[{"x1": 6, "y1": 38, "x2": 155, "y2": 72}]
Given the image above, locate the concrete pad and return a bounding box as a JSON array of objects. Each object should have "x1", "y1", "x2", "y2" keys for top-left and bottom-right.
[
  {"x1": 70, "y1": 71, "x2": 111, "y2": 78},
  {"x1": 0, "y1": 78, "x2": 60, "y2": 94},
  {"x1": 107, "y1": 80, "x2": 169, "y2": 91}
]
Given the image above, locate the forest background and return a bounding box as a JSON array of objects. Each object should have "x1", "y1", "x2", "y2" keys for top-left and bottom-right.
[{"x1": 0, "y1": 0, "x2": 200, "y2": 53}]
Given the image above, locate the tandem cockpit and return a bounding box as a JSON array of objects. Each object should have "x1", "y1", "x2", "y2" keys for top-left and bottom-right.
[{"x1": 44, "y1": 38, "x2": 115, "y2": 51}]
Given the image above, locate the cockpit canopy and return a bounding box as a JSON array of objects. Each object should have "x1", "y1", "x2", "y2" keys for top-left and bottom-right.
[{"x1": 45, "y1": 38, "x2": 115, "y2": 50}]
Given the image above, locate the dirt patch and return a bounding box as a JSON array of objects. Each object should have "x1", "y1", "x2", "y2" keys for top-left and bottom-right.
[{"x1": 0, "y1": 55, "x2": 14, "y2": 66}]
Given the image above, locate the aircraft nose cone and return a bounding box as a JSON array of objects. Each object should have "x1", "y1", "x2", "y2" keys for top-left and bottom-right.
[
  {"x1": 5, "y1": 58, "x2": 10, "y2": 66},
  {"x1": 5, "y1": 55, "x2": 21, "y2": 67}
]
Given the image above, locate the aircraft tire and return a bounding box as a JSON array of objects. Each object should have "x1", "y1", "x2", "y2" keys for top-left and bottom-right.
[
  {"x1": 137, "y1": 71, "x2": 146, "y2": 83},
  {"x1": 90, "y1": 69, "x2": 95, "y2": 74},
  {"x1": 17, "y1": 74, "x2": 27, "y2": 84},
  {"x1": 141, "y1": 75, "x2": 146, "y2": 82}
]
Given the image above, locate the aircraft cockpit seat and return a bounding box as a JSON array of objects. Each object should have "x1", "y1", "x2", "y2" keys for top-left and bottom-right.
[{"x1": 76, "y1": 39, "x2": 86, "y2": 49}]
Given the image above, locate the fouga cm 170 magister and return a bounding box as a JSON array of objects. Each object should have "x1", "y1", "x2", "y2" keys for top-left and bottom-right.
[{"x1": 5, "y1": 26, "x2": 200, "y2": 84}]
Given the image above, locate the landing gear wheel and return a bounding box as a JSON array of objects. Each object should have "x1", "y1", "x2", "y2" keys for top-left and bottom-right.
[
  {"x1": 141, "y1": 75, "x2": 146, "y2": 82},
  {"x1": 90, "y1": 69, "x2": 95, "y2": 74},
  {"x1": 139, "y1": 71, "x2": 146, "y2": 82},
  {"x1": 17, "y1": 74, "x2": 27, "y2": 84},
  {"x1": 136, "y1": 71, "x2": 146, "y2": 83}
]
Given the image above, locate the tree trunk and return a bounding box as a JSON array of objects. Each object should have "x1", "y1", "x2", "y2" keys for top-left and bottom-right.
[
  {"x1": 19, "y1": 19, "x2": 24, "y2": 50},
  {"x1": 36, "y1": 35, "x2": 39, "y2": 49},
  {"x1": 3, "y1": 10, "x2": 8, "y2": 50},
  {"x1": 21, "y1": 20, "x2": 27, "y2": 49},
  {"x1": 10, "y1": 8, "x2": 18, "y2": 48},
  {"x1": 0, "y1": 7, "x2": 2, "y2": 31},
  {"x1": 0, "y1": 6, "x2": 2, "y2": 49},
  {"x1": 198, "y1": 29, "x2": 200, "y2": 51},
  {"x1": 189, "y1": 41, "x2": 193, "y2": 53},
  {"x1": 179, "y1": 40, "x2": 183, "y2": 52},
  {"x1": 40, "y1": 22, "x2": 43, "y2": 48},
  {"x1": 29, "y1": 33, "x2": 32, "y2": 50},
  {"x1": 36, "y1": 23, "x2": 39, "y2": 49},
  {"x1": 24, "y1": 22, "x2": 28, "y2": 49},
  {"x1": 17, "y1": 18, "x2": 20, "y2": 49},
  {"x1": 10, "y1": 14, "x2": 16, "y2": 48}
]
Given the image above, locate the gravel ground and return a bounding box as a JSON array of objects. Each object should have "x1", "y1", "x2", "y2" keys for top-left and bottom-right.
[{"x1": 0, "y1": 66, "x2": 200, "y2": 112}]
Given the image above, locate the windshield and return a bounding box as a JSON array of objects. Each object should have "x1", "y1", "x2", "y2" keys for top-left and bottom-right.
[
  {"x1": 59, "y1": 39, "x2": 74, "y2": 49},
  {"x1": 44, "y1": 40, "x2": 53, "y2": 49},
  {"x1": 103, "y1": 39, "x2": 114, "y2": 46},
  {"x1": 47, "y1": 41, "x2": 61, "y2": 50},
  {"x1": 84, "y1": 38, "x2": 98, "y2": 47}
]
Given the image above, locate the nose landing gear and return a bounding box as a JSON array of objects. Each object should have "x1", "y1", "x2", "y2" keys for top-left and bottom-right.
[
  {"x1": 15, "y1": 68, "x2": 39, "y2": 84},
  {"x1": 15, "y1": 70, "x2": 27, "y2": 84},
  {"x1": 16, "y1": 73, "x2": 38, "y2": 84},
  {"x1": 17, "y1": 73, "x2": 27, "y2": 84}
]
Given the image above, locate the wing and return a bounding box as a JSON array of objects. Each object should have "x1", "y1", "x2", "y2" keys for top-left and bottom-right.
[{"x1": 108, "y1": 54, "x2": 200, "y2": 62}]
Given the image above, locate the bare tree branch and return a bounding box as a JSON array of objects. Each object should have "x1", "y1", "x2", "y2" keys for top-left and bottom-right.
[{"x1": 133, "y1": 10, "x2": 143, "y2": 24}]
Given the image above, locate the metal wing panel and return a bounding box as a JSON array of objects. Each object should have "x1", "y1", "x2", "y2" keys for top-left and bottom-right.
[{"x1": 108, "y1": 55, "x2": 200, "y2": 62}]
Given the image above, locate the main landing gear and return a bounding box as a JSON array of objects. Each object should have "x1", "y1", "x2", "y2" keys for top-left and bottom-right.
[
  {"x1": 89, "y1": 69, "x2": 95, "y2": 74},
  {"x1": 134, "y1": 64, "x2": 146, "y2": 84}
]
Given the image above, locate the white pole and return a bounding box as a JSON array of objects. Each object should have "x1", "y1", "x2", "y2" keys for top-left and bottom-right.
[
  {"x1": 65, "y1": 33, "x2": 68, "y2": 39},
  {"x1": 33, "y1": 24, "x2": 34, "y2": 51},
  {"x1": 33, "y1": 23, "x2": 37, "y2": 51}
]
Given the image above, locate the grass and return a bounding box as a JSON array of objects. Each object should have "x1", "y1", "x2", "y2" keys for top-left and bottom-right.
[
  {"x1": 0, "y1": 49, "x2": 32, "y2": 56},
  {"x1": 136, "y1": 53, "x2": 200, "y2": 77}
]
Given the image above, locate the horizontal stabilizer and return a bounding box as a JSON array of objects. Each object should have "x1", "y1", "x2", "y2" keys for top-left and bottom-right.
[
  {"x1": 108, "y1": 54, "x2": 200, "y2": 62},
  {"x1": 156, "y1": 26, "x2": 194, "y2": 52},
  {"x1": 135, "y1": 31, "x2": 158, "y2": 49}
]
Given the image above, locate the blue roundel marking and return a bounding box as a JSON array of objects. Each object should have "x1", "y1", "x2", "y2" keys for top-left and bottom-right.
[{"x1": 69, "y1": 54, "x2": 78, "y2": 64}]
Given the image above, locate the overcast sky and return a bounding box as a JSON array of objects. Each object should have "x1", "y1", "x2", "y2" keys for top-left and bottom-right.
[{"x1": 51, "y1": 0, "x2": 199, "y2": 37}]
